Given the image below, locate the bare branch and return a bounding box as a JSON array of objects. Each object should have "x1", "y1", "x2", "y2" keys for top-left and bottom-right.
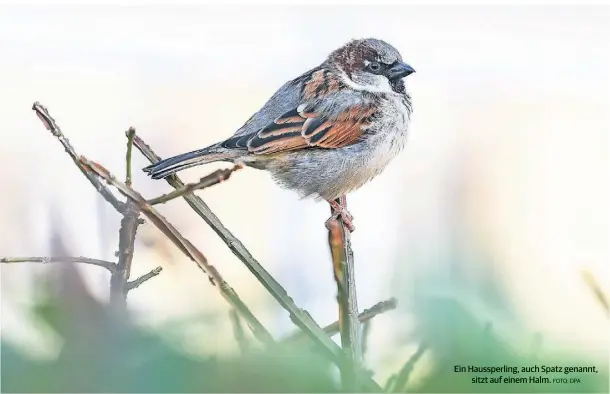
[
  {"x1": 327, "y1": 212, "x2": 362, "y2": 391},
  {"x1": 79, "y1": 156, "x2": 274, "y2": 345},
  {"x1": 131, "y1": 133, "x2": 382, "y2": 392},
  {"x1": 0, "y1": 256, "x2": 117, "y2": 273},
  {"x1": 324, "y1": 297, "x2": 396, "y2": 338},
  {"x1": 229, "y1": 309, "x2": 251, "y2": 354},
  {"x1": 31, "y1": 102, "x2": 125, "y2": 214},
  {"x1": 126, "y1": 266, "x2": 163, "y2": 291},
  {"x1": 391, "y1": 342, "x2": 427, "y2": 392},
  {"x1": 125, "y1": 127, "x2": 135, "y2": 186},
  {"x1": 110, "y1": 201, "x2": 140, "y2": 305},
  {"x1": 147, "y1": 165, "x2": 242, "y2": 205},
  {"x1": 110, "y1": 129, "x2": 142, "y2": 310},
  {"x1": 281, "y1": 298, "x2": 397, "y2": 343}
]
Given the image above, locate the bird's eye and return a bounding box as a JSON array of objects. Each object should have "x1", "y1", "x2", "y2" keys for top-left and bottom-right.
[{"x1": 368, "y1": 61, "x2": 382, "y2": 73}]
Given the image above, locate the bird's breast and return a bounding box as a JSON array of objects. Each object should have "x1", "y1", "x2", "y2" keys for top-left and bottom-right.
[
  {"x1": 327, "y1": 101, "x2": 410, "y2": 196},
  {"x1": 369, "y1": 94, "x2": 411, "y2": 152}
]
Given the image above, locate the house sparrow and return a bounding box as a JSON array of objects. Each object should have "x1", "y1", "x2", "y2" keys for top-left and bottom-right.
[{"x1": 144, "y1": 38, "x2": 415, "y2": 231}]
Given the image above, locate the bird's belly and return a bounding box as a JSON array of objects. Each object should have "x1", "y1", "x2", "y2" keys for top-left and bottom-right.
[{"x1": 268, "y1": 133, "x2": 405, "y2": 201}]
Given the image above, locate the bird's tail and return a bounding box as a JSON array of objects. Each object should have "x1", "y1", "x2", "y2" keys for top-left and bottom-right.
[{"x1": 143, "y1": 143, "x2": 241, "y2": 180}]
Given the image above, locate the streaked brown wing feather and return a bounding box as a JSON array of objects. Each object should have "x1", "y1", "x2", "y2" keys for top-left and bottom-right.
[
  {"x1": 246, "y1": 103, "x2": 376, "y2": 154},
  {"x1": 305, "y1": 105, "x2": 376, "y2": 148},
  {"x1": 227, "y1": 69, "x2": 378, "y2": 155},
  {"x1": 248, "y1": 130, "x2": 309, "y2": 154}
]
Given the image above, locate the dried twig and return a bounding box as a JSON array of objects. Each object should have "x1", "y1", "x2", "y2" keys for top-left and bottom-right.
[
  {"x1": 391, "y1": 342, "x2": 427, "y2": 392},
  {"x1": 80, "y1": 156, "x2": 274, "y2": 345},
  {"x1": 125, "y1": 127, "x2": 135, "y2": 187},
  {"x1": 30, "y1": 103, "x2": 159, "y2": 307},
  {"x1": 131, "y1": 133, "x2": 382, "y2": 392},
  {"x1": 126, "y1": 266, "x2": 163, "y2": 291},
  {"x1": 147, "y1": 165, "x2": 242, "y2": 205},
  {"x1": 327, "y1": 213, "x2": 362, "y2": 391},
  {"x1": 110, "y1": 128, "x2": 142, "y2": 310},
  {"x1": 31, "y1": 102, "x2": 125, "y2": 214},
  {"x1": 111, "y1": 202, "x2": 140, "y2": 305},
  {"x1": 0, "y1": 256, "x2": 117, "y2": 273},
  {"x1": 229, "y1": 309, "x2": 251, "y2": 354},
  {"x1": 282, "y1": 298, "x2": 397, "y2": 343}
]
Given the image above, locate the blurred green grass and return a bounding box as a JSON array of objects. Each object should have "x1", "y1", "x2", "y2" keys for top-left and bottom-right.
[
  {"x1": 2, "y1": 268, "x2": 336, "y2": 393},
  {"x1": 2, "y1": 264, "x2": 607, "y2": 393},
  {"x1": 396, "y1": 295, "x2": 608, "y2": 393}
]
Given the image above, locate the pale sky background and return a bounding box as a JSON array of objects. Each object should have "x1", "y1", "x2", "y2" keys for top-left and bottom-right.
[{"x1": 0, "y1": 4, "x2": 608, "y2": 381}]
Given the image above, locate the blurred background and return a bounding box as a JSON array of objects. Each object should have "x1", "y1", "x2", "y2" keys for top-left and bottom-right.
[{"x1": 1, "y1": 4, "x2": 608, "y2": 392}]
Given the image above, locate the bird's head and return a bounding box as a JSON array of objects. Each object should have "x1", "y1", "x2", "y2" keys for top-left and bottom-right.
[{"x1": 328, "y1": 38, "x2": 415, "y2": 94}]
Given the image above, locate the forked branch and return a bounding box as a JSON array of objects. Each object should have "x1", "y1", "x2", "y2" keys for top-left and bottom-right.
[
  {"x1": 31, "y1": 102, "x2": 125, "y2": 214},
  {"x1": 109, "y1": 128, "x2": 142, "y2": 309},
  {"x1": 79, "y1": 156, "x2": 274, "y2": 345},
  {"x1": 127, "y1": 266, "x2": 163, "y2": 291},
  {"x1": 281, "y1": 297, "x2": 397, "y2": 343}
]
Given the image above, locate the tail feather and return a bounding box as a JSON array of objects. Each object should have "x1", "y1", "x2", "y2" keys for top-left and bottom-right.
[{"x1": 143, "y1": 145, "x2": 239, "y2": 180}]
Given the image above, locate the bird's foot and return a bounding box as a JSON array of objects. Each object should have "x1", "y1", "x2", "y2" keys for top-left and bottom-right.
[{"x1": 326, "y1": 199, "x2": 355, "y2": 232}]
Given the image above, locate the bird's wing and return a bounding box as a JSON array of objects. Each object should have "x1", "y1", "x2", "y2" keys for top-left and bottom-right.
[
  {"x1": 223, "y1": 69, "x2": 378, "y2": 154},
  {"x1": 221, "y1": 99, "x2": 377, "y2": 154},
  {"x1": 231, "y1": 67, "x2": 320, "y2": 137}
]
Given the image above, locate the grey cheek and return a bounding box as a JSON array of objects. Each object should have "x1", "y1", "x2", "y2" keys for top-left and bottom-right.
[
  {"x1": 351, "y1": 72, "x2": 375, "y2": 86},
  {"x1": 352, "y1": 72, "x2": 392, "y2": 91}
]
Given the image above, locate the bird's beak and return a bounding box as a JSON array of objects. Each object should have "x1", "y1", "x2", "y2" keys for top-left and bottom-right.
[{"x1": 388, "y1": 62, "x2": 415, "y2": 80}]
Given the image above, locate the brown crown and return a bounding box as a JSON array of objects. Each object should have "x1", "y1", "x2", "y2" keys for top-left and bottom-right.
[{"x1": 328, "y1": 40, "x2": 377, "y2": 76}]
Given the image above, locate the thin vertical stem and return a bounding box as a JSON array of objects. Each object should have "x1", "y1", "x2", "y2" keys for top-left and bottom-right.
[
  {"x1": 328, "y1": 195, "x2": 362, "y2": 391},
  {"x1": 109, "y1": 129, "x2": 141, "y2": 312}
]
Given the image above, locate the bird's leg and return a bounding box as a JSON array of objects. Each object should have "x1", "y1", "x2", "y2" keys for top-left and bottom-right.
[{"x1": 326, "y1": 195, "x2": 355, "y2": 232}]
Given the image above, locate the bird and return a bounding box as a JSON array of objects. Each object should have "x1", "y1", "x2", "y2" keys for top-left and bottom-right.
[{"x1": 144, "y1": 38, "x2": 415, "y2": 232}]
